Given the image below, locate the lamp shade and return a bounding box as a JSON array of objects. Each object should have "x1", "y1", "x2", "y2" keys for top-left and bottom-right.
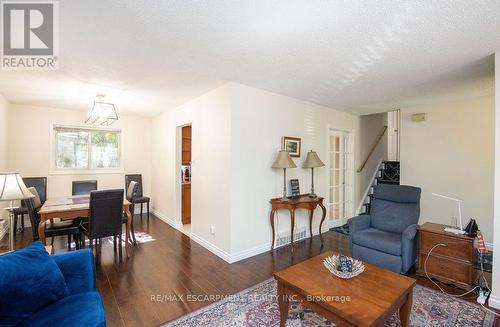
[
  {"x1": 0, "y1": 173, "x2": 35, "y2": 201},
  {"x1": 272, "y1": 150, "x2": 297, "y2": 169},
  {"x1": 303, "y1": 150, "x2": 325, "y2": 168}
]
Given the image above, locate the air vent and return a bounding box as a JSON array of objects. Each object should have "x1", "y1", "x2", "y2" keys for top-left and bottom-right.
[{"x1": 275, "y1": 226, "x2": 307, "y2": 247}]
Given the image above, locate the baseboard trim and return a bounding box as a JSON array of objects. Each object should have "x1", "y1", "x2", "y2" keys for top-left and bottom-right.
[
  {"x1": 488, "y1": 294, "x2": 500, "y2": 310},
  {"x1": 230, "y1": 242, "x2": 272, "y2": 263},
  {"x1": 229, "y1": 224, "x2": 331, "y2": 263},
  {"x1": 151, "y1": 210, "x2": 182, "y2": 231},
  {"x1": 154, "y1": 216, "x2": 333, "y2": 264},
  {"x1": 190, "y1": 233, "x2": 233, "y2": 263}
]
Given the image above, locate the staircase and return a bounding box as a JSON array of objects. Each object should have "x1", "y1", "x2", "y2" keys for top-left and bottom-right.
[{"x1": 361, "y1": 161, "x2": 400, "y2": 214}]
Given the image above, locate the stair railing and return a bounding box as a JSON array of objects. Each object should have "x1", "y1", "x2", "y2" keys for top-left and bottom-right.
[
  {"x1": 355, "y1": 158, "x2": 383, "y2": 215},
  {"x1": 356, "y1": 125, "x2": 388, "y2": 173}
]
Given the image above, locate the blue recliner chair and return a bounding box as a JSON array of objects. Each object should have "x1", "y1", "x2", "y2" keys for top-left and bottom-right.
[{"x1": 349, "y1": 184, "x2": 421, "y2": 274}]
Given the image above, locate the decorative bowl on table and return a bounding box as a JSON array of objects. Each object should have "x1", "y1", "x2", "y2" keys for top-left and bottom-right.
[{"x1": 323, "y1": 254, "x2": 365, "y2": 279}]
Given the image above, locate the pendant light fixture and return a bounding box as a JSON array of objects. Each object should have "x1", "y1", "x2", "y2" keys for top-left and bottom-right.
[{"x1": 85, "y1": 93, "x2": 118, "y2": 126}]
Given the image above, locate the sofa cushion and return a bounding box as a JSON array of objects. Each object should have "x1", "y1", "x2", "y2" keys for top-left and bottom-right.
[
  {"x1": 0, "y1": 241, "x2": 69, "y2": 326},
  {"x1": 351, "y1": 228, "x2": 402, "y2": 256},
  {"x1": 18, "y1": 292, "x2": 105, "y2": 327}
]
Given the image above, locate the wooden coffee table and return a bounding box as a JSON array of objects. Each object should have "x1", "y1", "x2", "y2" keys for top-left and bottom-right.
[{"x1": 274, "y1": 251, "x2": 415, "y2": 327}]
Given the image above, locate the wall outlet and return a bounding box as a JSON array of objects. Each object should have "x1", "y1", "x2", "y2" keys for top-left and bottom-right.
[{"x1": 210, "y1": 225, "x2": 215, "y2": 235}]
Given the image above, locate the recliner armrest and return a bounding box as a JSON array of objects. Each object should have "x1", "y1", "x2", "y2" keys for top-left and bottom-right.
[
  {"x1": 52, "y1": 249, "x2": 96, "y2": 294},
  {"x1": 402, "y1": 224, "x2": 418, "y2": 240},
  {"x1": 348, "y1": 215, "x2": 371, "y2": 234},
  {"x1": 401, "y1": 224, "x2": 419, "y2": 273}
]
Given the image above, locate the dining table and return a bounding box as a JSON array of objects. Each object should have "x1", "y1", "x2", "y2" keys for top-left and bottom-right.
[{"x1": 37, "y1": 194, "x2": 132, "y2": 257}]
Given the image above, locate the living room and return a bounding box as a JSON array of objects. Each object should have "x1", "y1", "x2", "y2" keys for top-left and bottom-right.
[{"x1": 0, "y1": 1, "x2": 499, "y2": 327}]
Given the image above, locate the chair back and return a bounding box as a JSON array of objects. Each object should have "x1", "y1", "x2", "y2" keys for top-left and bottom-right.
[
  {"x1": 88, "y1": 189, "x2": 124, "y2": 239},
  {"x1": 125, "y1": 174, "x2": 143, "y2": 197},
  {"x1": 126, "y1": 181, "x2": 139, "y2": 216},
  {"x1": 25, "y1": 196, "x2": 41, "y2": 241},
  {"x1": 370, "y1": 184, "x2": 421, "y2": 234},
  {"x1": 22, "y1": 177, "x2": 47, "y2": 204},
  {"x1": 72, "y1": 180, "x2": 97, "y2": 195}
]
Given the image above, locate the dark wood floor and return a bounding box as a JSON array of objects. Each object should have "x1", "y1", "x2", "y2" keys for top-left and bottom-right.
[{"x1": 2, "y1": 215, "x2": 499, "y2": 326}]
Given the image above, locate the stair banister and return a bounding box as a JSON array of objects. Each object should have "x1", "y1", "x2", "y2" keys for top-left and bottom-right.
[
  {"x1": 355, "y1": 158, "x2": 383, "y2": 215},
  {"x1": 357, "y1": 125, "x2": 388, "y2": 173}
]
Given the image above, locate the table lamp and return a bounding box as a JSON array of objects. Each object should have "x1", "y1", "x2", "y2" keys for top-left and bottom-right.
[
  {"x1": 0, "y1": 173, "x2": 34, "y2": 251},
  {"x1": 272, "y1": 150, "x2": 297, "y2": 201},
  {"x1": 303, "y1": 150, "x2": 325, "y2": 198},
  {"x1": 431, "y1": 192, "x2": 465, "y2": 235}
]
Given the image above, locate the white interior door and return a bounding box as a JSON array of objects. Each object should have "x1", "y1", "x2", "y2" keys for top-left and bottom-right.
[{"x1": 328, "y1": 130, "x2": 354, "y2": 227}]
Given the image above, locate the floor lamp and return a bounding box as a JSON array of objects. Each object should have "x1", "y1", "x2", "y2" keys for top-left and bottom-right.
[{"x1": 0, "y1": 173, "x2": 34, "y2": 252}]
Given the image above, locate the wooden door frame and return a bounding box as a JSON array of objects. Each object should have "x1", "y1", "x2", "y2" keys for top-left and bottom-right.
[{"x1": 176, "y1": 123, "x2": 193, "y2": 232}]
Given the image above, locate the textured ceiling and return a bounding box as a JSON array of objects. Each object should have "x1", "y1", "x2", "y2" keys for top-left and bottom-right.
[{"x1": 0, "y1": 0, "x2": 498, "y2": 117}]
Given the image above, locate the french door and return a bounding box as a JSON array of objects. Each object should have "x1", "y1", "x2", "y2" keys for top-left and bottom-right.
[{"x1": 328, "y1": 130, "x2": 354, "y2": 227}]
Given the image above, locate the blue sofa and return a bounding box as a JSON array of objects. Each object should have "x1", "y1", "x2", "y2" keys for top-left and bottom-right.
[
  {"x1": 349, "y1": 184, "x2": 421, "y2": 274},
  {"x1": 0, "y1": 242, "x2": 105, "y2": 327}
]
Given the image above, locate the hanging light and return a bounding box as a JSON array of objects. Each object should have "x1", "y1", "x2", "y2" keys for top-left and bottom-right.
[{"x1": 85, "y1": 93, "x2": 118, "y2": 126}]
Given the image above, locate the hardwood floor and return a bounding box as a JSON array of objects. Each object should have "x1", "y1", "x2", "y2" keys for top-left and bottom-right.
[{"x1": 2, "y1": 215, "x2": 498, "y2": 326}]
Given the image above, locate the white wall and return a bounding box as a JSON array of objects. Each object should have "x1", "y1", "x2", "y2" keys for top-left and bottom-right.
[
  {"x1": 150, "y1": 82, "x2": 361, "y2": 261},
  {"x1": 358, "y1": 112, "x2": 388, "y2": 203},
  {"x1": 400, "y1": 95, "x2": 495, "y2": 244},
  {"x1": 229, "y1": 83, "x2": 361, "y2": 256},
  {"x1": 489, "y1": 52, "x2": 500, "y2": 310},
  {"x1": 7, "y1": 104, "x2": 152, "y2": 200},
  {"x1": 151, "y1": 84, "x2": 233, "y2": 256},
  {"x1": 0, "y1": 94, "x2": 8, "y2": 223}
]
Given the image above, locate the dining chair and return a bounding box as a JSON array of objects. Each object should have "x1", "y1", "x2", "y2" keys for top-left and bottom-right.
[
  {"x1": 72, "y1": 180, "x2": 98, "y2": 196},
  {"x1": 118, "y1": 181, "x2": 139, "y2": 246},
  {"x1": 79, "y1": 189, "x2": 125, "y2": 261},
  {"x1": 12, "y1": 177, "x2": 47, "y2": 232},
  {"x1": 25, "y1": 187, "x2": 80, "y2": 251},
  {"x1": 125, "y1": 174, "x2": 150, "y2": 222}
]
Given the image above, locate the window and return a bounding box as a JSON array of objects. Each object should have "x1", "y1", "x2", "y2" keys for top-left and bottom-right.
[{"x1": 54, "y1": 126, "x2": 121, "y2": 171}]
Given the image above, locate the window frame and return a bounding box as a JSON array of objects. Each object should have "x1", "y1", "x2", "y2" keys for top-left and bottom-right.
[{"x1": 50, "y1": 124, "x2": 124, "y2": 175}]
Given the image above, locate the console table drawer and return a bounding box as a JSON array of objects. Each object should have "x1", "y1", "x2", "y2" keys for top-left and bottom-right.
[
  {"x1": 418, "y1": 254, "x2": 472, "y2": 285},
  {"x1": 419, "y1": 232, "x2": 472, "y2": 262}
]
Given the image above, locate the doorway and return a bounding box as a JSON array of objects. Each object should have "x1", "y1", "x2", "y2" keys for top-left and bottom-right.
[
  {"x1": 181, "y1": 125, "x2": 191, "y2": 236},
  {"x1": 328, "y1": 129, "x2": 354, "y2": 227},
  {"x1": 387, "y1": 110, "x2": 400, "y2": 161}
]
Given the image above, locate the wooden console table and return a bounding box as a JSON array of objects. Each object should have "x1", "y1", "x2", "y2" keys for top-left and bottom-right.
[{"x1": 269, "y1": 194, "x2": 326, "y2": 252}]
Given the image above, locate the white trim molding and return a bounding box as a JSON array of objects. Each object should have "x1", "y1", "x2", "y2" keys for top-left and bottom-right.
[
  {"x1": 190, "y1": 233, "x2": 233, "y2": 263},
  {"x1": 191, "y1": 224, "x2": 331, "y2": 264},
  {"x1": 151, "y1": 210, "x2": 182, "y2": 231},
  {"x1": 488, "y1": 294, "x2": 500, "y2": 310}
]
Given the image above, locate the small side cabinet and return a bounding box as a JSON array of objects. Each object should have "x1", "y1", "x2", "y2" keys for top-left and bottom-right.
[{"x1": 416, "y1": 222, "x2": 474, "y2": 290}]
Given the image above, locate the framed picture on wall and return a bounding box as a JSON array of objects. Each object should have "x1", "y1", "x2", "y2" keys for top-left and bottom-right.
[{"x1": 282, "y1": 136, "x2": 301, "y2": 157}]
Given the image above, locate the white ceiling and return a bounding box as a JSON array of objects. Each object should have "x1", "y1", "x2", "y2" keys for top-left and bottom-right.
[{"x1": 0, "y1": 0, "x2": 498, "y2": 117}]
